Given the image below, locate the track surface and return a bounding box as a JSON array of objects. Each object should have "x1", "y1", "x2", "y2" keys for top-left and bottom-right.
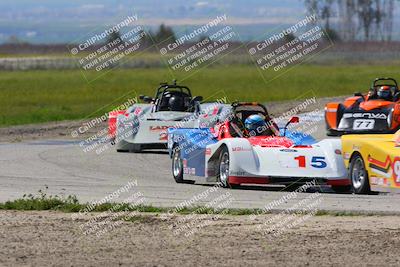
[
  {"x1": 1, "y1": 110, "x2": 399, "y2": 214},
  {"x1": 1, "y1": 126, "x2": 400, "y2": 214}
]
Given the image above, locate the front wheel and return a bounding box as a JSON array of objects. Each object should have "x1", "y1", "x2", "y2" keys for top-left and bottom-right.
[
  {"x1": 172, "y1": 147, "x2": 184, "y2": 183},
  {"x1": 350, "y1": 154, "x2": 370, "y2": 194},
  {"x1": 218, "y1": 146, "x2": 232, "y2": 188}
]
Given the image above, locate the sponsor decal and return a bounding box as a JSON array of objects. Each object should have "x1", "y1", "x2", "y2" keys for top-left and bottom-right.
[
  {"x1": 230, "y1": 171, "x2": 246, "y2": 176},
  {"x1": 232, "y1": 147, "x2": 251, "y2": 152},
  {"x1": 133, "y1": 107, "x2": 142, "y2": 115},
  {"x1": 149, "y1": 126, "x2": 175, "y2": 131},
  {"x1": 279, "y1": 149, "x2": 298, "y2": 152},
  {"x1": 343, "y1": 113, "x2": 387, "y2": 119},
  {"x1": 371, "y1": 176, "x2": 386, "y2": 186},
  {"x1": 122, "y1": 122, "x2": 134, "y2": 127},
  {"x1": 205, "y1": 148, "x2": 212, "y2": 155},
  {"x1": 184, "y1": 167, "x2": 196, "y2": 175},
  {"x1": 159, "y1": 132, "x2": 168, "y2": 140}
]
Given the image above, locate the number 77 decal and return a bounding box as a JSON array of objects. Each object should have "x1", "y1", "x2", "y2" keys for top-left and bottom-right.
[{"x1": 294, "y1": 156, "x2": 327, "y2": 168}]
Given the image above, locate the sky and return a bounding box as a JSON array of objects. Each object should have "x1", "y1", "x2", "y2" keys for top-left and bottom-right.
[
  {"x1": 0, "y1": 0, "x2": 306, "y2": 43},
  {"x1": 0, "y1": 0, "x2": 398, "y2": 44}
]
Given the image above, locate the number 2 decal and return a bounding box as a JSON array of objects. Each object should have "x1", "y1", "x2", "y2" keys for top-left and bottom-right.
[{"x1": 294, "y1": 156, "x2": 327, "y2": 168}]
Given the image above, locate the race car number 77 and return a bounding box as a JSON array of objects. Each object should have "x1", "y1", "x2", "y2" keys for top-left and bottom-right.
[
  {"x1": 294, "y1": 156, "x2": 327, "y2": 168},
  {"x1": 353, "y1": 119, "x2": 375, "y2": 130}
]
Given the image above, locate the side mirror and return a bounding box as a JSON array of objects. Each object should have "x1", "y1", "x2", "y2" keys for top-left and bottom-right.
[
  {"x1": 283, "y1": 116, "x2": 299, "y2": 136},
  {"x1": 192, "y1": 96, "x2": 203, "y2": 102},
  {"x1": 354, "y1": 92, "x2": 363, "y2": 97},
  {"x1": 393, "y1": 92, "x2": 400, "y2": 102},
  {"x1": 289, "y1": 116, "x2": 299, "y2": 124}
]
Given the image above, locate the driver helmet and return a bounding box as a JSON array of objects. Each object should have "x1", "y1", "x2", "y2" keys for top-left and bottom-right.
[
  {"x1": 168, "y1": 95, "x2": 184, "y2": 111},
  {"x1": 245, "y1": 114, "x2": 267, "y2": 136},
  {"x1": 377, "y1": 86, "x2": 393, "y2": 101}
]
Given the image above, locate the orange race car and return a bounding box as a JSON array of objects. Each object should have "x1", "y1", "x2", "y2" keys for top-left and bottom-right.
[{"x1": 325, "y1": 78, "x2": 400, "y2": 136}]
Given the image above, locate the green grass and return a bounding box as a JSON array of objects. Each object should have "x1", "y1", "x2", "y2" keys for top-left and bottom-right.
[
  {"x1": 0, "y1": 191, "x2": 258, "y2": 215},
  {"x1": 0, "y1": 64, "x2": 399, "y2": 127},
  {"x1": 0, "y1": 191, "x2": 386, "y2": 217}
]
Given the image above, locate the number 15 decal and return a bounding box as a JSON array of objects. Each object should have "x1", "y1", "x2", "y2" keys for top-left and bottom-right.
[{"x1": 294, "y1": 156, "x2": 327, "y2": 168}]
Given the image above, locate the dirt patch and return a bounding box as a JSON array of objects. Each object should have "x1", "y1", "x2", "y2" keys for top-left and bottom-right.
[
  {"x1": 0, "y1": 96, "x2": 347, "y2": 143},
  {"x1": 0, "y1": 119, "x2": 107, "y2": 143},
  {"x1": 1, "y1": 210, "x2": 399, "y2": 266}
]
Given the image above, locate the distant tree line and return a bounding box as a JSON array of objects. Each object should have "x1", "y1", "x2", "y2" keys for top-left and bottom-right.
[
  {"x1": 305, "y1": 0, "x2": 395, "y2": 41},
  {"x1": 107, "y1": 23, "x2": 176, "y2": 47}
]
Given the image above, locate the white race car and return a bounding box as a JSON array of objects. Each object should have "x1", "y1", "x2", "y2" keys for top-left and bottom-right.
[
  {"x1": 109, "y1": 81, "x2": 230, "y2": 152},
  {"x1": 168, "y1": 102, "x2": 349, "y2": 191}
]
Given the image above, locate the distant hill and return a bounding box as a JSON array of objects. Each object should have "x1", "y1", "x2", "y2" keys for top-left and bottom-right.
[
  {"x1": 0, "y1": 0, "x2": 399, "y2": 44},
  {"x1": 0, "y1": 0, "x2": 305, "y2": 44}
]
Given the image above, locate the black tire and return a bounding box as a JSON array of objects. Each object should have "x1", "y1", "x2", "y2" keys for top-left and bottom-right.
[
  {"x1": 172, "y1": 147, "x2": 184, "y2": 183},
  {"x1": 331, "y1": 185, "x2": 351, "y2": 193},
  {"x1": 217, "y1": 146, "x2": 232, "y2": 188},
  {"x1": 130, "y1": 144, "x2": 142, "y2": 153},
  {"x1": 349, "y1": 154, "x2": 371, "y2": 194}
]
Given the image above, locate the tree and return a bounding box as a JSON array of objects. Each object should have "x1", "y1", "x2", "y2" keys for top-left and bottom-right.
[
  {"x1": 304, "y1": 0, "x2": 395, "y2": 41},
  {"x1": 324, "y1": 28, "x2": 341, "y2": 42},
  {"x1": 284, "y1": 33, "x2": 296, "y2": 43},
  {"x1": 154, "y1": 24, "x2": 176, "y2": 43},
  {"x1": 357, "y1": 0, "x2": 374, "y2": 40},
  {"x1": 6, "y1": 35, "x2": 26, "y2": 44},
  {"x1": 320, "y1": 0, "x2": 335, "y2": 31},
  {"x1": 107, "y1": 31, "x2": 122, "y2": 44}
]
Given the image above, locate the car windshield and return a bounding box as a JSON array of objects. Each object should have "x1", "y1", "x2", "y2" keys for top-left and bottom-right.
[{"x1": 156, "y1": 89, "x2": 192, "y2": 112}]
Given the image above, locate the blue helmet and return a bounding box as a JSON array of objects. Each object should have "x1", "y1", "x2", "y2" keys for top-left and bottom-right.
[{"x1": 244, "y1": 114, "x2": 267, "y2": 133}]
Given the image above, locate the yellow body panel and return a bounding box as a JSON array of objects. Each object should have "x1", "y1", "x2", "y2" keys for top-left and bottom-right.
[{"x1": 342, "y1": 132, "x2": 400, "y2": 192}]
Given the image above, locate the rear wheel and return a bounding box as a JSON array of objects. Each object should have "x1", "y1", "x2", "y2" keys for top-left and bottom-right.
[
  {"x1": 350, "y1": 154, "x2": 370, "y2": 194},
  {"x1": 218, "y1": 146, "x2": 231, "y2": 188},
  {"x1": 172, "y1": 147, "x2": 184, "y2": 183}
]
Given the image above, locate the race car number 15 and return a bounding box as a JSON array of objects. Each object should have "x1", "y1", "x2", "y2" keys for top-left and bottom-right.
[{"x1": 294, "y1": 156, "x2": 327, "y2": 168}]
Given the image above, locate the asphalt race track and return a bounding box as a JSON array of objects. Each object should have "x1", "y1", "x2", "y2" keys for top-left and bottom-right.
[{"x1": 1, "y1": 114, "x2": 400, "y2": 215}]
